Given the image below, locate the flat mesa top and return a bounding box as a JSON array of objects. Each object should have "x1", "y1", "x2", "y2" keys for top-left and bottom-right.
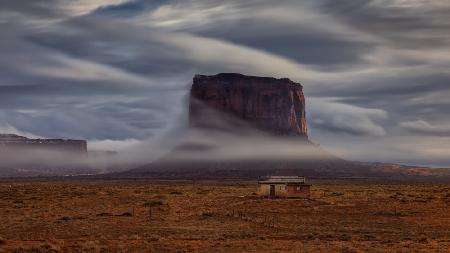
[
  {"x1": 0, "y1": 133, "x2": 86, "y2": 143},
  {"x1": 0, "y1": 134, "x2": 29, "y2": 141},
  {"x1": 193, "y1": 73, "x2": 302, "y2": 87},
  {"x1": 0, "y1": 134, "x2": 24, "y2": 138}
]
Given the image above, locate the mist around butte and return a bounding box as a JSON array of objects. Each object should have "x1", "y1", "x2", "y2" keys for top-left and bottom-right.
[{"x1": 1, "y1": 1, "x2": 450, "y2": 177}]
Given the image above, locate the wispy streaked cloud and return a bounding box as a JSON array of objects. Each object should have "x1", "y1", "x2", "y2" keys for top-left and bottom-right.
[{"x1": 400, "y1": 120, "x2": 450, "y2": 136}]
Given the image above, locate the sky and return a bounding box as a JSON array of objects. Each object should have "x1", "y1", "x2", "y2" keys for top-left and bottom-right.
[{"x1": 0, "y1": 0, "x2": 449, "y2": 167}]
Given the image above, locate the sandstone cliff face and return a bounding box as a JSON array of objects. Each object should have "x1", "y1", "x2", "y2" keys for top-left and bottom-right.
[{"x1": 189, "y1": 73, "x2": 308, "y2": 137}]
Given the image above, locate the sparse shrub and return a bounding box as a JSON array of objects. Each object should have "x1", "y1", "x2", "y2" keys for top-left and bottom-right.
[
  {"x1": 60, "y1": 216, "x2": 71, "y2": 221},
  {"x1": 170, "y1": 191, "x2": 182, "y2": 195},
  {"x1": 144, "y1": 200, "x2": 163, "y2": 207},
  {"x1": 363, "y1": 234, "x2": 377, "y2": 240},
  {"x1": 0, "y1": 236, "x2": 5, "y2": 245},
  {"x1": 306, "y1": 233, "x2": 314, "y2": 240},
  {"x1": 12, "y1": 247, "x2": 24, "y2": 253},
  {"x1": 12, "y1": 246, "x2": 44, "y2": 253},
  {"x1": 96, "y1": 212, "x2": 111, "y2": 217},
  {"x1": 200, "y1": 212, "x2": 214, "y2": 219},
  {"x1": 323, "y1": 234, "x2": 334, "y2": 240},
  {"x1": 418, "y1": 237, "x2": 428, "y2": 243},
  {"x1": 195, "y1": 188, "x2": 210, "y2": 195},
  {"x1": 147, "y1": 236, "x2": 160, "y2": 242},
  {"x1": 339, "y1": 234, "x2": 351, "y2": 241},
  {"x1": 99, "y1": 247, "x2": 109, "y2": 253},
  {"x1": 40, "y1": 244, "x2": 51, "y2": 249},
  {"x1": 340, "y1": 247, "x2": 357, "y2": 253}
]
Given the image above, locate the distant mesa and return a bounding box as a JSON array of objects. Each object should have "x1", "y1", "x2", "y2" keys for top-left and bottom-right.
[
  {"x1": 190, "y1": 73, "x2": 308, "y2": 138},
  {"x1": 0, "y1": 134, "x2": 90, "y2": 177},
  {"x1": 0, "y1": 134, "x2": 87, "y2": 154}
]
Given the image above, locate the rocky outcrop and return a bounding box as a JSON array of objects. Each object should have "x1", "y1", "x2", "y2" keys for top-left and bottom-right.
[{"x1": 189, "y1": 73, "x2": 308, "y2": 137}]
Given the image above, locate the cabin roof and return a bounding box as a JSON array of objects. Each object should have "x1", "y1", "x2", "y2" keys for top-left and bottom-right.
[{"x1": 258, "y1": 176, "x2": 308, "y2": 184}]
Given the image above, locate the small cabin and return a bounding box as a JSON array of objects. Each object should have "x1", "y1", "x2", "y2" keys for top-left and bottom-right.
[{"x1": 258, "y1": 176, "x2": 311, "y2": 198}]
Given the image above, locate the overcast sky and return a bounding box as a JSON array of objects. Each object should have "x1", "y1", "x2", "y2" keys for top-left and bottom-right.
[{"x1": 1, "y1": 0, "x2": 450, "y2": 167}]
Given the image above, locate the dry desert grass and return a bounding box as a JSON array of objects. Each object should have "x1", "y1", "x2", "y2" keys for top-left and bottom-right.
[{"x1": 0, "y1": 180, "x2": 449, "y2": 252}]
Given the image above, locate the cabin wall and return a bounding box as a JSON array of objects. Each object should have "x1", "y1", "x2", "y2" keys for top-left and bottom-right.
[
  {"x1": 257, "y1": 184, "x2": 269, "y2": 196},
  {"x1": 286, "y1": 184, "x2": 310, "y2": 198},
  {"x1": 258, "y1": 183, "x2": 287, "y2": 197},
  {"x1": 258, "y1": 183, "x2": 311, "y2": 198}
]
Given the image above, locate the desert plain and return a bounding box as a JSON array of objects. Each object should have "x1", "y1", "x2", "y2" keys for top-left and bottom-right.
[{"x1": 0, "y1": 179, "x2": 449, "y2": 253}]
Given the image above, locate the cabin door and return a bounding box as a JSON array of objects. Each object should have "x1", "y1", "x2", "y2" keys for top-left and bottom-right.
[{"x1": 269, "y1": 185, "x2": 275, "y2": 198}]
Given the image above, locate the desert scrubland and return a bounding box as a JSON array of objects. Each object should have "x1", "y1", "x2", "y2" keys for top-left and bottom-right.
[{"x1": 0, "y1": 180, "x2": 449, "y2": 253}]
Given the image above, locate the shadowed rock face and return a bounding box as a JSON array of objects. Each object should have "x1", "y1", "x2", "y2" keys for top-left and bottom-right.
[{"x1": 189, "y1": 73, "x2": 308, "y2": 137}]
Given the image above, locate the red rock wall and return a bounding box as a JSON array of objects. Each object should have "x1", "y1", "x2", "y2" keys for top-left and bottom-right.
[{"x1": 189, "y1": 73, "x2": 308, "y2": 137}]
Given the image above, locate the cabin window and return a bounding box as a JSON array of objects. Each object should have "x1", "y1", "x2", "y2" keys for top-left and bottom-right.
[
  {"x1": 279, "y1": 185, "x2": 284, "y2": 190},
  {"x1": 297, "y1": 186, "x2": 301, "y2": 191}
]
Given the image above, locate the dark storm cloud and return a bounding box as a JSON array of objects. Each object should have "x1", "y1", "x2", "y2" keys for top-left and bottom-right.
[
  {"x1": 1, "y1": 0, "x2": 450, "y2": 166},
  {"x1": 0, "y1": 20, "x2": 186, "y2": 140},
  {"x1": 318, "y1": 0, "x2": 450, "y2": 48},
  {"x1": 96, "y1": 0, "x2": 377, "y2": 68},
  {"x1": 25, "y1": 17, "x2": 198, "y2": 77},
  {"x1": 0, "y1": 0, "x2": 61, "y2": 17},
  {"x1": 190, "y1": 19, "x2": 375, "y2": 68},
  {"x1": 93, "y1": 0, "x2": 168, "y2": 17}
]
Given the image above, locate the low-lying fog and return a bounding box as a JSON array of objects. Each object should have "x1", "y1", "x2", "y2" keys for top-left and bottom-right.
[{"x1": 0, "y1": 104, "x2": 334, "y2": 176}]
